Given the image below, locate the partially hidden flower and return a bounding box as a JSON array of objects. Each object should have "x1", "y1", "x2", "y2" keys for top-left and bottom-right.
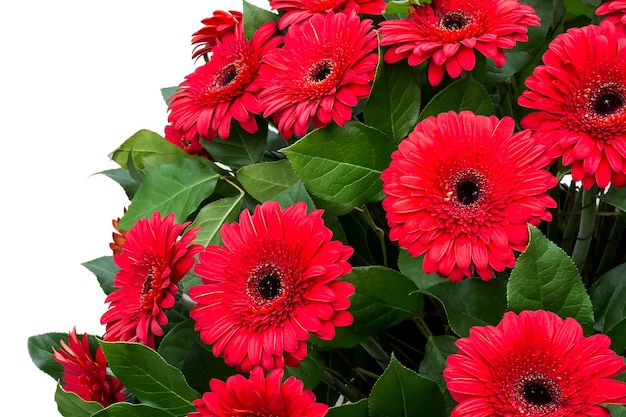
[
  {"x1": 270, "y1": 0, "x2": 386, "y2": 29},
  {"x1": 164, "y1": 123, "x2": 210, "y2": 158},
  {"x1": 379, "y1": 0, "x2": 540, "y2": 86},
  {"x1": 189, "y1": 201, "x2": 354, "y2": 372},
  {"x1": 258, "y1": 12, "x2": 378, "y2": 139},
  {"x1": 167, "y1": 21, "x2": 281, "y2": 141},
  {"x1": 101, "y1": 212, "x2": 202, "y2": 348},
  {"x1": 596, "y1": 1, "x2": 626, "y2": 35},
  {"x1": 51, "y1": 328, "x2": 125, "y2": 407},
  {"x1": 110, "y1": 208, "x2": 127, "y2": 255},
  {"x1": 191, "y1": 10, "x2": 243, "y2": 60},
  {"x1": 444, "y1": 310, "x2": 626, "y2": 417},
  {"x1": 188, "y1": 367, "x2": 328, "y2": 417},
  {"x1": 518, "y1": 20, "x2": 626, "y2": 189},
  {"x1": 381, "y1": 111, "x2": 557, "y2": 281}
]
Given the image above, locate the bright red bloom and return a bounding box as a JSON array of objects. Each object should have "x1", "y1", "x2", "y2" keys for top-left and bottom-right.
[
  {"x1": 191, "y1": 10, "x2": 243, "y2": 60},
  {"x1": 51, "y1": 328, "x2": 125, "y2": 407},
  {"x1": 167, "y1": 22, "x2": 281, "y2": 141},
  {"x1": 270, "y1": 0, "x2": 386, "y2": 29},
  {"x1": 189, "y1": 201, "x2": 354, "y2": 372},
  {"x1": 379, "y1": 0, "x2": 540, "y2": 86},
  {"x1": 188, "y1": 367, "x2": 328, "y2": 417},
  {"x1": 444, "y1": 310, "x2": 626, "y2": 417},
  {"x1": 596, "y1": 1, "x2": 626, "y2": 35},
  {"x1": 381, "y1": 111, "x2": 557, "y2": 281},
  {"x1": 164, "y1": 123, "x2": 209, "y2": 158},
  {"x1": 258, "y1": 12, "x2": 378, "y2": 138},
  {"x1": 101, "y1": 212, "x2": 202, "y2": 348},
  {"x1": 518, "y1": 21, "x2": 626, "y2": 190}
]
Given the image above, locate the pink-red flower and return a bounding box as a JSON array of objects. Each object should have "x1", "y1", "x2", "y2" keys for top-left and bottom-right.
[
  {"x1": 167, "y1": 22, "x2": 281, "y2": 141},
  {"x1": 518, "y1": 21, "x2": 626, "y2": 190},
  {"x1": 52, "y1": 328, "x2": 125, "y2": 407},
  {"x1": 378, "y1": 0, "x2": 540, "y2": 86},
  {"x1": 258, "y1": 12, "x2": 378, "y2": 139},
  {"x1": 189, "y1": 201, "x2": 354, "y2": 372},
  {"x1": 191, "y1": 10, "x2": 243, "y2": 60},
  {"x1": 596, "y1": 1, "x2": 626, "y2": 35},
  {"x1": 270, "y1": 0, "x2": 386, "y2": 29},
  {"x1": 164, "y1": 123, "x2": 209, "y2": 158},
  {"x1": 101, "y1": 212, "x2": 202, "y2": 348},
  {"x1": 188, "y1": 367, "x2": 328, "y2": 417},
  {"x1": 381, "y1": 111, "x2": 557, "y2": 281},
  {"x1": 444, "y1": 310, "x2": 626, "y2": 417}
]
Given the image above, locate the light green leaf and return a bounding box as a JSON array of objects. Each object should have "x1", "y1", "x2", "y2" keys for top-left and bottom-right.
[
  {"x1": 243, "y1": 0, "x2": 278, "y2": 40},
  {"x1": 28, "y1": 332, "x2": 67, "y2": 380},
  {"x1": 55, "y1": 384, "x2": 103, "y2": 417},
  {"x1": 109, "y1": 129, "x2": 188, "y2": 171},
  {"x1": 419, "y1": 76, "x2": 494, "y2": 121},
  {"x1": 237, "y1": 160, "x2": 299, "y2": 202},
  {"x1": 93, "y1": 403, "x2": 177, "y2": 417},
  {"x1": 589, "y1": 263, "x2": 626, "y2": 353},
  {"x1": 189, "y1": 195, "x2": 243, "y2": 246},
  {"x1": 97, "y1": 168, "x2": 139, "y2": 200}
]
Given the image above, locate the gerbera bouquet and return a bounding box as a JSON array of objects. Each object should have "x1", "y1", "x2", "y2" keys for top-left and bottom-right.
[{"x1": 28, "y1": 0, "x2": 626, "y2": 416}]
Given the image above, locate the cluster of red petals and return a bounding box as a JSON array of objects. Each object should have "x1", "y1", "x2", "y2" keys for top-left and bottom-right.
[
  {"x1": 270, "y1": 0, "x2": 385, "y2": 29},
  {"x1": 379, "y1": 0, "x2": 540, "y2": 86},
  {"x1": 167, "y1": 22, "x2": 281, "y2": 141},
  {"x1": 597, "y1": 0, "x2": 626, "y2": 34},
  {"x1": 258, "y1": 12, "x2": 378, "y2": 139},
  {"x1": 191, "y1": 10, "x2": 243, "y2": 60},
  {"x1": 110, "y1": 208, "x2": 127, "y2": 255},
  {"x1": 51, "y1": 328, "x2": 125, "y2": 407},
  {"x1": 189, "y1": 367, "x2": 328, "y2": 417},
  {"x1": 381, "y1": 111, "x2": 557, "y2": 281},
  {"x1": 164, "y1": 123, "x2": 210, "y2": 158},
  {"x1": 101, "y1": 212, "x2": 202, "y2": 348},
  {"x1": 444, "y1": 310, "x2": 626, "y2": 417},
  {"x1": 189, "y1": 201, "x2": 354, "y2": 372},
  {"x1": 518, "y1": 20, "x2": 626, "y2": 189}
]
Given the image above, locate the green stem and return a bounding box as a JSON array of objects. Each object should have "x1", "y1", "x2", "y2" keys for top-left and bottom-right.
[
  {"x1": 360, "y1": 205, "x2": 388, "y2": 267},
  {"x1": 354, "y1": 367, "x2": 380, "y2": 380},
  {"x1": 571, "y1": 185, "x2": 598, "y2": 272},
  {"x1": 178, "y1": 293, "x2": 197, "y2": 309},
  {"x1": 411, "y1": 315, "x2": 433, "y2": 339},
  {"x1": 321, "y1": 369, "x2": 362, "y2": 403},
  {"x1": 360, "y1": 337, "x2": 390, "y2": 370}
]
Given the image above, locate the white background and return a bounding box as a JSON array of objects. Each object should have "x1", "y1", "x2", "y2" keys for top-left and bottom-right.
[{"x1": 1, "y1": 0, "x2": 268, "y2": 414}]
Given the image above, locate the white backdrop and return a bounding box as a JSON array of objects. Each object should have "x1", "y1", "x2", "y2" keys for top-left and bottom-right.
[{"x1": 1, "y1": 0, "x2": 268, "y2": 414}]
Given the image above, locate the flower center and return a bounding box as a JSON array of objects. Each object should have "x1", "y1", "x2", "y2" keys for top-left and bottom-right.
[
  {"x1": 215, "y1": 63, "x2": 239, "y2": 88},
  {"x1": 247, "y1": 263, "x2": 285, "y2": 308},
  {"x1": 447, "y1": 168, "x2": 488, "y2": 213},
  {"x1": 523, "y1": 381, "x2": 553, "y2": 406},
  {"x1": 309, "y1": 59, "x2": 333, "y2": 83},
  {"x1": 439, "y1": 11, "x2": 471, "y2": 31},
  {"x1": 512, "y1": 374, "x2": 562, "y2": 415},
  {"x1": 593, "y1": 90, "x2": 624, "y2": 116},
  {"x1": 257, "y1": 271, "x2": 282, "y2": 300},
  {"x1": 456, "y1": 180, "x2": 480, "y2": 205}
]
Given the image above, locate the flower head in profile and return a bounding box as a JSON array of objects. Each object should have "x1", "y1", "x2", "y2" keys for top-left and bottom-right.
[
  {"x1": 258, "y1": 12, "x2": 378, "y2": 139},
  {"x1": 444, "y1": 310, "x2": 626, "y2": 417},
  {"x1": 189, "y1": 367, "x2": 328, "y2": 417},
  {"x1": 518, "y1": 21, "x2": 626, "y2": 189},
  {"x1": 164, "y1": 123, "x2": 210, "y2": 158},
  {"x1": 270, "y1": 0, "x2": 386, "y2": 29},
  {"x1": 596, "y1": 1, "x2": 626, "y2": 35},
  {"x1": 51, "y1": 328, "x2": 125, "y2": 407},
  {"x1": 379, "y1": 0, "x2": 540, "y2": 86},
  {"x1": 167, "y1": 22, "x2": 281, "y2": 141},
  {"x1": 189, "y1": 201, "x2": 354, "y2": 372},
  {"x1": 110, "y1": 208, "x2": 127, "y2": 255},
  {"x1": 381, "y1": 111, "x2": 557, "y2": 281},
  {"x1": 101, "y1": 212, "x2": 202, "y2": 348},
  {"x1": 191, "y1": 10, "x2": 243, "y2": 60}
]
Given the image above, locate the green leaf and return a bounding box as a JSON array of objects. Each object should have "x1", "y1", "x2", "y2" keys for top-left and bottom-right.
[
  {"x1": 201, "y1": 119, "x2": 267, "y2": 170},
  {"x1": 237, "y1": 160, "x2": 299, "y2": 202},
  {"x1": 109, "y1": 129, "x2": 188, "y2": 171},
  {"x1": 507, "y1": 225, "x2": 595, "y2": 334},
  {"x1": 189, "y1": 195, "x2": 243, "y2": 246},
  {"x1": 312, "y1": 266, "x2": 423, "y2": 348},
  {"x1": 607, "y1": 405, "x2": 626, "y2": 417},
  {"x1": 418, "y1": 335, "x2": 459, "y2": 415},
  {"x1": 99, "y1": 341, "x2": 199, "y2": 415},
  {"x1": 242, "y1": 0, "x2": 278, "y2": 40},
  {"x1": 327, "y1": 399, "x2": 368, "y2": 417},
  {"x1": 157, "y1": 319, "x2": 199, "y2": 371},
  {"x1": 284, "y1": 347, "x2": 324, "y2": 390},
  {"x1": 93, "y1": 403, "x2": 178, "y2": 417},
  {"x1": 364, "y1": 61, "x2": 421, "y2": 142},
  {"x1": 282, "y1": 121, "x2": 396, "y2": 208},
  {"x1": 55, "y1": 384, "x2": 103, "y2": 417},
  {"x1": 272, "y1": 181, "x2": 316, "y2": 211},
  {"x1": 82, "y1": 256, "x2": 118, "y2": 295},
  {"x1": 383, "y1": 1, "x2": 411, "y2": 17},
  {"x1": 600, "y1": 186, "x2": 626, "y2": 212},
  {"x1": 28, "y1": 332, "x2": 67, "y2": 380},
  {"x1": 97, "y1": 168, "x2": 139, "y2": 200},
  {"x1": 589, "y1": 263, "x2": 626, "y2": 353},
  {"x1": 160, "y1": 86, "x2": 178, "y2": 103},
  {"x1": 118, "y1": 158, "x2": 219, "y2": 230},
  {"x1": 419, "y1": 76, "x2": 494, "y2": 121},
  {"x1": 369, "y1": 355, "x2": 446, "y2": 417}
]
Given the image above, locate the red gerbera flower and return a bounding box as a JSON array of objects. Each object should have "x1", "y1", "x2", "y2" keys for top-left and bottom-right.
[
  {"x1": 51, "y1": 328, "x2": 125, "y2": 407},
  {"x1": 189, "y1": 201, "x2": 354, "y2": 372},
  {"x1": 167, "y1": 21, "x2": 281, "y2": 141},
  {"x1": 258, "y1": 12, "x2": 378, "y2": 139},
  {"x1": 381, "y1": 111, "x2": 557, "y2": 281},
  {"x1": 444, "y1": 310, "x2": 626, "y2": 417},
  {"x1": 164, "y1": 123, "x2": 210, "y2": 158},
  {"x1": 270, "y1": 0, "x2": 386, "y2": 29},
  {"x1": 378, "y1": 0, "x2": 540, "y2": 86},
  {"x1": 101, "y1": 212, "x2": 202, "y2": 348},
  {"x1": 597, "y1": 1, "x2": 626, "y2": 35},
  {"x1": 518, "y1": 21, "x2": 626, "y2": 190},
  {"x1": 189, "y1": 367, "x2": 328, "y2": 417},
  {"x1": 191, "y1": 10, "x2": 243, "y2": 60}
]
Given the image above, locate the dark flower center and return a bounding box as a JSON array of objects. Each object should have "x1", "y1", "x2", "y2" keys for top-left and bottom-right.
[
  {"x1": 440, "y1": 11, "x2": 471, "y2": 31},
  {"x1": 309, "y1": 59, "x2": 333, "y2": 83},
  {"x1": 593, "y1": 91, "x2": 624, "y2": 116},
  {"x1": 257, "y1": 271, "x2": 282, "y2": 300},
  {"x1": 247, "y1": 263, "x2": 285, "y2": 308},
  {"x1": 215, "y1": 63, "x2": 238, "y2": 87},
  {"x1": 523, "y1": 382, "x2": 553, "y2": 406},
  {"x1": 456, "y1": 180, "x2": 480, "y2": 205}
]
